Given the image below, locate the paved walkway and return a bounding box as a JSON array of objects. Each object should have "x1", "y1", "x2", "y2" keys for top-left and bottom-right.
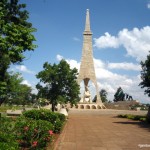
[{"x1": 54, "y1": 109, "x2": 150, "y2": 150}]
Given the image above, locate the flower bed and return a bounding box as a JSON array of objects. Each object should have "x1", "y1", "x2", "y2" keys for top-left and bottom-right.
[{"x1": 0, "y1": 109, "x2": 66, "y2": 150}]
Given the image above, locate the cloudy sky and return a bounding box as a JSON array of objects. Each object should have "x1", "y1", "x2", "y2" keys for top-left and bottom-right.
[{"x1": 11, "y1": 0, "x2": 150, "y2": 103}]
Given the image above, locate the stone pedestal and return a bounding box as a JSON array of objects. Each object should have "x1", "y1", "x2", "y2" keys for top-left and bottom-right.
[{"x1": 59, "y1": 108, "x2": 68, "y2": 116}]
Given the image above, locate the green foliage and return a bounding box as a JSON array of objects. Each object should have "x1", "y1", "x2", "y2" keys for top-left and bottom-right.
[
  {"x1": 100, "y1": 89, "x2": 108, "y2": 102},
  {"x1": 38, "y1": 98, "x2": 49, "y2": 106},
  {"x1": 0, "y1": 0, "x2": 37, "y2": 105},
  {"x1": 118, "y1": 114, "x2": 147, "y2": 122},
  {"x1": 15, "y1": 116, "x2": 54, "y2": 149},
  {"x1": 139, "y1": 52, "x2": 150, "y2": 97},
  {"x1": 0, "y1": 117, "x2": 19, "y2": 150},
  {"x1": 114, "y1": 87, "x2": 125, "y2": 102},
  {"x1": 36, "y1": 60, "x2": 80, "y2": 111},
  {"x1": 0, "y1": 142, "x2": 19, "y2": 150},
  {"x1": 53, "y1": 119, "x2": 63, "y2": 133},
  {"x1": 0, "y1": 109, "x2": 66, "y2": 149},
  {"x1": 23, "y1": 109, "x2": 66, "y2": 133},
  {"x1": 5, "y1": 72, "x2": 32, "y2": 105}
]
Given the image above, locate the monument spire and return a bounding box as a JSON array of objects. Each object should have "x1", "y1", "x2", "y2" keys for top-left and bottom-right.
[
  {"x1": 84, "y1": 9, "x2": 92, "y2": 33},
  {"x1": 77, "y1": 9, "x2": 105, "y2": 108}
]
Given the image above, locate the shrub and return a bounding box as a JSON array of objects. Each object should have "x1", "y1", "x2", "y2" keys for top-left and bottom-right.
[
  {"x1": 53, "y1": 119, "x2": 64, "y2": 133},
  {"x1": 23, "y1": 109, "x2": 58, "y2": 122},
  {"x1": 118, "y1": 114, "x2": 147, "y2": 122},
  {"x1": 23, "y1": 109, "x2": 66, "y2": 133},
  {"x1": 15, "y1": 116, "x2": 54, "y2": 149},
  {"x1": 126, "y1": 114, "x2": 134, "y2": 120},
  {"x1": 140, "y1": 117, "x2": 146, "y2": 122},
  {"x1": 0, "y1": 117, "x2": 19, "y2": 150},
  {"x1": 0, "y1": 142, "x2": 19, "y2": 150},
  {"x1": 118, "y1": 114, "x2": 127, "y2": 118},
  {"x1": 57, "y1": 113, "x2": 66, "y2": 122}
]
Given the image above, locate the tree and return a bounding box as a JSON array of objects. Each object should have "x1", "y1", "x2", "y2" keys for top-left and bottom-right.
[
  {"x1": 113, "y1": 87, "x2": 125, "y2": 102},
  {"x1": 100, "y1": 89, "x2": 108, "y2": 103},
  {"x1": 5, "y1": 72, "x2": 32, "y2": 105},
  {"x1": 0, "y1": 0, "x2": 36, "y2": 105},
  {"x1": 36, "y1": 60, "x2": 80, "y2": 111},
  {"x1": 139, "y1": 52, "x2": 150, "y2": 97},
  {"x1": 93, "y1": 89, "x2": 108, "y2": 103}
]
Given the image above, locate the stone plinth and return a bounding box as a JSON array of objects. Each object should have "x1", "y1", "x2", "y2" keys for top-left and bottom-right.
[
  {"x1": 72, "y1": 103, "x2": 106, "y2": 109},
  {"x1": 6, "y1": 110, "x2": 22, "y2": 116}
]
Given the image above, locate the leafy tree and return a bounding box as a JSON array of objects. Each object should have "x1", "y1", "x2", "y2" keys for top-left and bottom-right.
[
  {"x1": 5, "y1": 72, "x2": 32, "y2": 105},
  {"x1": 100, "y1": 89, "x2": 108, "y2": 103},
  {"x1": 139, "y1": 52, "x2": 150, "y2": 97},
  {"x1": 114, "y1": 87, "x2": 125, "y2": 102},
  {"x1": 36, "y1": 60, "x2": 80, "y2": 111},
  {"x1": 0, "y1": 0, "x2": 36, "y2": 105},
  {"x1": 30, "y1": 93, "x2": 37, "y2": 104},
  {"x1": 93, "y1": 89, "x2": 108, "y2": 103}
]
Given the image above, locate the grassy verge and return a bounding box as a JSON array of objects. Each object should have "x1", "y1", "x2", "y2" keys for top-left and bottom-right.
[
  {"x1": 0, "y1": 105, "x2": 23, "y2": 112},
  {"x1": 118, "y1": 114, "x2": 147, "y2": 122}
]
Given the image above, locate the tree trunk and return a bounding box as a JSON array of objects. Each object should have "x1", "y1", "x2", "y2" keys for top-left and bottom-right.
[
  {"x1": 51, "y1": 102, "x2": 55, "y2": 112},
  {"x1": 147, "y1": 106, "x2": 150, "y2": 123},
  {"x1": 0, "y1": 98, "x2": 5, "y2": 106}
]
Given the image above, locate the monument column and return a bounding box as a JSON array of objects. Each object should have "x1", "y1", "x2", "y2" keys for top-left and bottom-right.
[{"x1": 77, "y1": 9, "x2": 104, "y2": 106}]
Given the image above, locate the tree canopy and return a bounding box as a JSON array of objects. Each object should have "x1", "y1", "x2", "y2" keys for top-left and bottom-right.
[
  {"x1": 0, "y1": 0, "x2": 36, "y2": 104},
  {"x1": 100, "y1": 89, "x2": 108, "y2": 103},
  {"x1": 113, "y1": 87, "x2": 133, "y2": 102},
  {"x1": 113, "y1": 87, "x2": 125, "y2": 102},
  {"x1": 4, "y1": 72, "x2": 32, "y2": 105},
  {"x1": 36, "y1": 60, "x2": 80, "y2": 111},
  {"x1": 93, "y1": 89, "x2": 108, "y2": 103},
  {"x1": 139, "y1": 52, "x2": 150, "y2": 97}
]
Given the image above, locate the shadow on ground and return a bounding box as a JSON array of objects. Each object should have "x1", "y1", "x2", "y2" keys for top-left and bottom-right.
[{"x1": 113, "y1": 120, "x2": 150, "y2": 132}]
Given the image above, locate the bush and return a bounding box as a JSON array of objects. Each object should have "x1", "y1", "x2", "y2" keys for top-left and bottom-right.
[
  {"x1": 53, "y1": 119, "x2": 64, "y2": 133},
  {"x1": 23, "y1": 109, "x2": 66, "y2": 133},
  {"x1": 0, "y1": 109, "x2": 66, "y2": 149},
  {"x1": 0, "y1": 117, "x2": 19, "y2": 150},
  {"x1": 15, "y1": 116, "x2": 54, "y2": 149},
  {"x1": 0, "y1": 142, "x2": 19, "y2": 150},
  {"x1": 140, "y1": 118, "x2": 146, "y2": 121},
  {"x1": 118, "y1": 114, "x2": 147, "y2": 122},
  {"x1": 126, "y1": 114, "x2": 135, "y2": 120},
  {"x1": 118, "y1": 114, "x2": 127, "y2": 118}
]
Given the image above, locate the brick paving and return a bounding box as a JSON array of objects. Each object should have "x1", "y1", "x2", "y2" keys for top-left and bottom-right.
[{"x1": 54, "y1": 109, "x2": 150, "y2": 150}]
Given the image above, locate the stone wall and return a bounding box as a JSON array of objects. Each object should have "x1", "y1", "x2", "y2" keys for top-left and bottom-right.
[{"x1": 104, "y1": 100, "x2": 139, "y2": 110}]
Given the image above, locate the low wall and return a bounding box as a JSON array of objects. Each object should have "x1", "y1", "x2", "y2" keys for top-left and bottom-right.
[{"x1": 104, "y1": 100, "x2": 139, "y2": 110}]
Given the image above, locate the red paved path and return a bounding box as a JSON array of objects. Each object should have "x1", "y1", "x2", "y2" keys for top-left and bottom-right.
[{"x1": 54, "y1": 110, "x2": 150, "y2": 150}]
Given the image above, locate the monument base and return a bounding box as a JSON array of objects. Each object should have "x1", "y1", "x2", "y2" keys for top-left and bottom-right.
[{"x1": 72, "y1": 103, "x2": 106, "y2": 110}]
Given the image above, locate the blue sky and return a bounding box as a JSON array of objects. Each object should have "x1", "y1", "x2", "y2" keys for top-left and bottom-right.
[{"x1": 11, "y1": 0, "x2": 150, "y2": 103}]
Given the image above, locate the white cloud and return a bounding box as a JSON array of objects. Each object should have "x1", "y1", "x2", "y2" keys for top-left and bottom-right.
[
  {"x1": 108, "y1": 62, "x2": 141, "y2": 71},
  {"x1": 94, "y1": 32, "x2": 119, "y2": 48},
  {"x1": 56, "y1": 54, "x2": 80, "y2": 70},
  {"x1": 56, "y1": 54, "x2": 64, "y2": 61},
  {"x1": 94, "y1": 58, "x2": 105, "y2": 68},
  {"x1": 147, "y1": 2, "x2": 150, "y2": 9},
  {"x1": 21, "y1": 80, "x2": 31, "y2": 87},
  {"x1": 16, "y1": 65, "x2": 34, "y2": 74},
  {"x1": 94, "y1": 26, "x2": 150, "y2": 61},
  {"x1": 66, "y1": 59, "x2": 80, "y2": 70},
  {"x1": 73, "y1": 37, "x2": 80, "y2": 41}
]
